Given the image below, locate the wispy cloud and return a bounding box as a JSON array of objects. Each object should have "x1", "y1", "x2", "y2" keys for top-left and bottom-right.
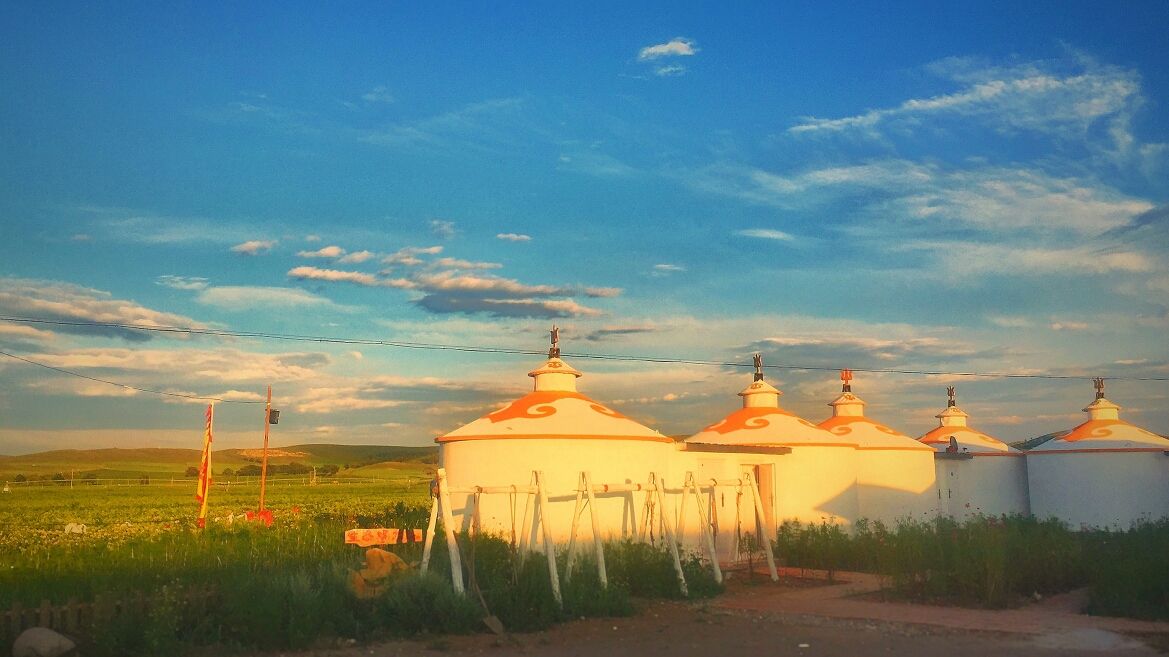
[
  {"x1": 359, "y1": 97, "x2": 526, "y2": 153},
  {"x1": 156, "y1": 275, "x2": 209, "y2": 291},
  {"x1": 655, "y1": 65, "x2": 687, "y2": 77},
  {"x1": 652, "y1": 264, "x2": 685, "y2": 276},
  {"x1": 734, "y1": 228, "x2": 795, "y2": 241},
  {"x1": 338, "y1": 250, "x2": 375, "y2": 264},
  {"x1": 382, "y1": 245, "x2": 444, "y2": 267},
  {"x1": 638, "y1": 38, "x2": 697, "y2": 60},
  {"x1": 788, "y1": 56, "x2": 1144, "y2": 152},
  {"x1": 297, "y1": 245, "x2": 346, "y2": 258},
  {"x1": 432, "y1": 257, "x2": 502, "y2": 270},
  {"x1": 230, "y1": 239, "x2": 276, "y2": 256},
  {"x1": 430, "y1": 220, "x2": 457, "y2": 239},
  {"x1": 196, "y1": 286, "x2": 354, "y2": 311},
  {"x1": 361, "y1": 85, "x2": 394, "y2": 104},
  {"x1": 496, "y1": 233, "x2": 531, "y2": 242},
  {"x1": 287, "y1": 266, "x2": 380, "y2": 286},
  {"x1": 0, "y1": 278, "x2": 205, "y2": 342}
]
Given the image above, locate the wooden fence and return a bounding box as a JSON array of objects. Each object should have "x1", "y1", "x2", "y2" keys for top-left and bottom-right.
[{"x1": 1, "y1": 587, "x2": 215, "y2": 646}]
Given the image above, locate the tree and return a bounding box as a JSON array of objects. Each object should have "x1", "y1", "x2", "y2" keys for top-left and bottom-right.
[
  {"x1": 319, "y1": 464, "x2": 339, "y2": 477},
  {"x1": 52, "y1": 472, "x2": 66, "y2": 486},
  {"x1": 237, "y1": 464, "x2": 262, "y2": 477},
  {"x1": 222, "y1": 468, "x2": 234, "y2": 477},
  {"x1": 13, "y1": 474, "x2": 26, "y2": 483},
  {"x1": 185, "y1": 466, "x2": 199, "y2": 477}
]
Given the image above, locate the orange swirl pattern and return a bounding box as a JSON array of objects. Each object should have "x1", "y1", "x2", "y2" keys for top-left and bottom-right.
[
  {"x1": 486, "y1": 391, "x2": 585, "y2": 423},
  {"x1": 485, "y1": 391, "x2": 633, "y2": 424},
  {"x1": 701, "y1": 407, "x2": 792, "y2": 434},
  {"x1": 1061, "y1": 419, "x2": 1161, "y2": 442},
  {"x1": 822, "y1": 417, "x2": 905, "y2": 436}
]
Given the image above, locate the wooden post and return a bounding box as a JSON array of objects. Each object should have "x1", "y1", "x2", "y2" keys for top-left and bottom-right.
[
  {"x1": 564, "y1": 473, "x2": 586, "y2": 582},
  {"x1": 638, "y1": 481, "x2": 654, "y2": 543},
  {"x1": 534, "y1": 471, "x2": 562, "y2": 606},
  {"x1": 258, "y1": 385, "x2": 272, "y2": 512},
  {"x1": 420, "y1": 494, "x2": 440, "y2": 573},
  {"x1": 436, "y1": 468, "x2": 465, "y2": 594},
  {"x1": 518, "y1": 472, "x2": 535, "y2": 556},
  {"x1": 744, "y1": 471, "x2": 778, "y2": 581},
  {"x1": 653, "y1": 473, "x2": 688, "y2": 596},
  {"x1": 685, "y1": 472, "x2": 722, "y2": 584},
  {"x1": 583, "y1": 471, "x2": 608, "y2": 587}
]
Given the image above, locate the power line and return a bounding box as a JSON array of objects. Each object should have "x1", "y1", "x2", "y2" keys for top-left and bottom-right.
[
  {"x1": 0, "y1": 348, "x2": 266, "y2": 404},
  {"x1": 1, "y1": 315, "x2": 1167, "y2": 382}
]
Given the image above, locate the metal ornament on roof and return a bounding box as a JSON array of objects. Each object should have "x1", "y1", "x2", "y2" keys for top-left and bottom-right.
[
  {"x1": 840, "y1": 369, "x2": 853, "y2": 393},
  {"x1": 1093, "y1": 377, "x2": 1106, "y2": 400},
  {"x1": 946, "y1": 386, "x2": 957, "y2": 408},
  {"x1": 549, "y1": 325, "x2": 561, "y2": 359},
  {"x1": 753, "y1": 353, "x2": 764, "y2": 382}
]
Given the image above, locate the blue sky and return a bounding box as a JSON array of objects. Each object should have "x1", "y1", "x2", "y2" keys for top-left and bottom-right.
[{"x1": 2, "y1": 2, "x2": 1168, "y2": 454}]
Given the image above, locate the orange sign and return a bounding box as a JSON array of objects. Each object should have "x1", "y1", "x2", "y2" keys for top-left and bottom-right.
[{"x1": 344, "y1": 528, "x2": 423, "y2": 547}]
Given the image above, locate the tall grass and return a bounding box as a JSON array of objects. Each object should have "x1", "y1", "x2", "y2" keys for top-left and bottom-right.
[
  {"x1": 1083, "y1": 519, "x2": 1169, "y2": 620},
  {"x1": 774, "y1": 515, "x2": 1085, "y2": 608}
]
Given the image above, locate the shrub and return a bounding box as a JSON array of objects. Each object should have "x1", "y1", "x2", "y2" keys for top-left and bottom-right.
[{"x1": 376, "y1": 572, "x2": 482, "y2": 635}]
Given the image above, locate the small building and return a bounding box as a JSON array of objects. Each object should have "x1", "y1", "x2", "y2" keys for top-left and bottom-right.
[
  {"x1": 817, "y1": 370, "x2": 937, "y2": 528},
  {"x1": 437, "y1": 329, "x2": 673, "y2": 544},
  {"x1": 918, "y1": 387, "x2": 1029, "y2": 520},
  {"x1": 1027, "y1": 379, "x2": 1169, "y2": 529},
  {"x1": 683, "y1": 357, "x2": 859, "y2": 559}
]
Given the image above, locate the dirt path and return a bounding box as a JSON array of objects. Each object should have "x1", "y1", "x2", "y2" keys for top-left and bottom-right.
[{"x1": 298, "y1": 570, "x2": 1169, "y2": 657}]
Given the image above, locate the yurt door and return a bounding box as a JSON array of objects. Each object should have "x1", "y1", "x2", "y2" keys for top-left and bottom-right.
[
  {"x1": 739, "y1": 464, "x2": 775, "y2": 551},
  {"x1": 943, "y1": 461, "x2": 963, "y2": 518}
]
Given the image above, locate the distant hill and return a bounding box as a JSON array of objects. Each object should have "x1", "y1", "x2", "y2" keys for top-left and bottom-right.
[{"x1": 0, "y1": 444, "x2": 436, "y2": 480}]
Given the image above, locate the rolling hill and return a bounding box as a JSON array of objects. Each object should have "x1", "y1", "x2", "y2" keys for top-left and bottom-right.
[{"x1": 0, "y1": 444, "x2": 436, "y2": 480}]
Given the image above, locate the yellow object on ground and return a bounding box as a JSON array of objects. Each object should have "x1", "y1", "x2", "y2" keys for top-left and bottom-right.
[{"x1": 349, "y1": 548, "x2": 410, "y2": 598}]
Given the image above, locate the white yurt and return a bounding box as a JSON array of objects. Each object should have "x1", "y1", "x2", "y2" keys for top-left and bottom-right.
[
  {"x1": 682, "y1": 357, "x2": 859, "y2": 559},
  {"x1": 437, "y1": 329, "x2": 673, "y2": 544},
  {"x1": 917, "y1": 387, "x2": 1029, "y2": 520},
  {"x1": 1027, "y1": 379, "x2": 1169, "y2": 529},
  {"x1": 817, "y1": 371, "x2": 937, "y2": 528}
]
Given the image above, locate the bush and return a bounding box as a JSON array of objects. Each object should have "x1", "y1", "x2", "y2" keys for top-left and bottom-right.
[
  {"x1": 376, "y1": 572, "x2": 483, "y2": 635},
  {"x1": 1084, "y1": 519, "x2": 1169, "y2": 620}
]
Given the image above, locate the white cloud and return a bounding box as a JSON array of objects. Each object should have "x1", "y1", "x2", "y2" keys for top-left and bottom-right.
[
  {"x1": 734, "y1": 228, "x2": 795, "y2": 241},
  {"x1": 900, "y1": 241, "x2": 1155, "y2": 276},
  {"x1": 1050, "y1": 321, "x2": 1092, "y2": 331},
  {"x1": 431, "y1": 257, "x2": 502, "y2": 270},
  {"x1": 653, "y1": 264, "x2": 686, "y2": 274},
  {"x1": 0, "y1": 278, "x2": 205, "y2": 341},
  {"x1": 496, "y1": 233, "x2": 532, "y2": 242},
  {"x1": 305, "y1": 234, "x2": 321, "y2": 242},
  {"x1": 655, "y1": 65, "x2": 687, "y2": 77},
  {"x1": 361, "y1": 85, "x2": 394, "y2": 104},
  {"x1": 155, "y1": 275, "x2": 209, "y2": 291},
  {"x1": 430, "y1": 220, "x2": 457, "y2": 239},
  {"x1": 230, "y1": 239, "x2": 276, "y2": 256},
  {"x1": 638, "y1": 38, "x2": 697, "y2": 60},
  {"x1": 297, "y1": 245, "x2": 346, "y2": 258},
  {"x1": 382, "y1": 245, "x2": 443, "y2": 266},
  {"x1": 788, "y1": 56, "x2": 1143, "y2": 149},
  {"x1": 196, "y1": 286, "x2": 348, "y2": 311},
  {"x1": 287, "y1": 266, "x2": 380, "y2": 286},
  {"x1": 338, "y1": 250, "x2": 375, "y2": 264}
]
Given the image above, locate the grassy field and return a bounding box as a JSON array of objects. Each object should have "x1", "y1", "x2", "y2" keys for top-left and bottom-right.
[{"x1": 0, "y1": 468, "x2": 715, "y2": 656}]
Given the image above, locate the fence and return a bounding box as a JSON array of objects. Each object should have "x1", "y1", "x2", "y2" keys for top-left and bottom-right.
[{"x1": 0, "y1": 587, "x2": 215, "y2": 646}]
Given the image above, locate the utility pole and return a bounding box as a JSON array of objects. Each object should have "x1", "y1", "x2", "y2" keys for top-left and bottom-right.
[{"x1": 258, "y1": 385, "x2": 272, "y2": 512}]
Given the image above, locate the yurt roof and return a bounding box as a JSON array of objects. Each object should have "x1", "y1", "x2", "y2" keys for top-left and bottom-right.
[
  {"x1": 918, "y1": 390, "x2": 1020, "y2": 455},
  {"x1": 817, "y1": 377, "x2": 933, "y2": 452},
  {"x1": 1029, "y1": 396, "x2": 1169, "y2": 453},
  {"x1": 437, "y1": 351, "x2": 670, "y2": 444},
  {"x1": 686, "y1": 371, "x2": 855, "y2": 449}
]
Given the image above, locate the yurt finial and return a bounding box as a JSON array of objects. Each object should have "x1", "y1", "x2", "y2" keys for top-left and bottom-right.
[
  {"x1": 549, "y1": 325, "x2": 561, "y2": 359},
  {"x1": 753, "y1": 353, "x2": 764, "y2": 382},
  {"x1": 840, "y1": 369, "x2": 853, "y2": 393},
  {"x1": 946, "y1": 386, "x2": 957, "y2": 408},
  {"x1": 1093, "y1": 377, "x2": 1105, "y2": 400}
]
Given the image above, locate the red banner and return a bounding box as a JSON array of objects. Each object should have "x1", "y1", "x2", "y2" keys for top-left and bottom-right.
[{"x1": 196, "y1": 405, "x2": 214, "y2": 528}]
